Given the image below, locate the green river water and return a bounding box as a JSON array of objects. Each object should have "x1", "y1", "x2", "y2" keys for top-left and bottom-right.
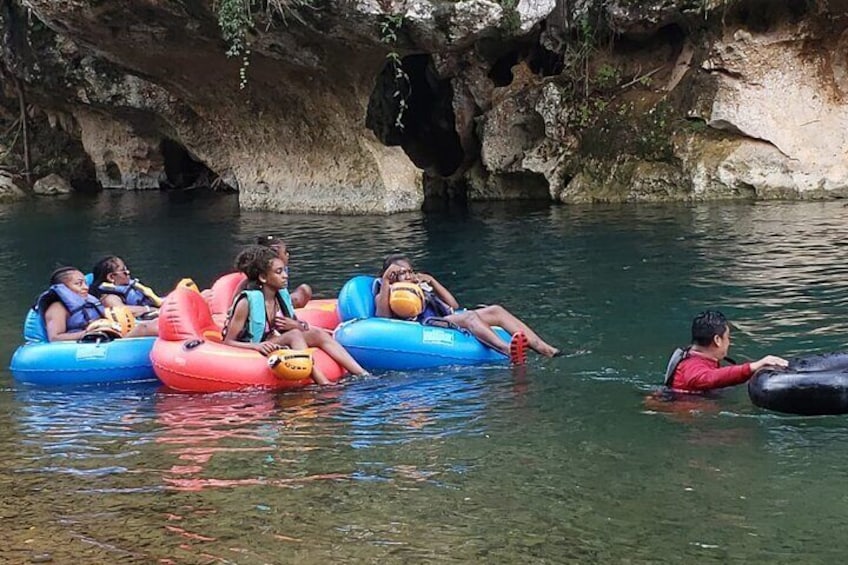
[{"x1": 1, "y1": 192, "x2": 848, "y2": 563}]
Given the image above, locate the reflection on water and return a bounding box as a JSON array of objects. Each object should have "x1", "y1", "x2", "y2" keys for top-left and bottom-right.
[
  {"x1": 5, "y1": 196, "x2": 848, "y2": 561},
  {"x1": 155, "y1": 389, "x2": 351, "y2": 492}
]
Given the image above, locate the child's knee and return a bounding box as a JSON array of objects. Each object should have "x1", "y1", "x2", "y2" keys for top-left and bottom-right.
[
  {"x1": 466, "y1": 311, "x2": 484, "y2": 324},
  {"x1": 283, "y1": 329, "x2": 306, "y2": 344},
  {"x1": 455, "y1": 312, "x2": 483, "y2": 331},
  {"x1": 304, "y1": 328, "x2": 328, "y2": 344},
  {"x1": 482, "y1": 304, "x2": 505, "y2": 316}
]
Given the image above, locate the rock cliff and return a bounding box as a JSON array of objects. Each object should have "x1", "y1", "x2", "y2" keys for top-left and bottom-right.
[{"x1": 0, "y1": 0, "x2": 846, "y2": 211}]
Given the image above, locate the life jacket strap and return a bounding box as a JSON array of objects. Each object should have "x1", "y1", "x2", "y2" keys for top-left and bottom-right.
[{"x1": 664, "y1": 346, "x2": 691, "y2": 387}]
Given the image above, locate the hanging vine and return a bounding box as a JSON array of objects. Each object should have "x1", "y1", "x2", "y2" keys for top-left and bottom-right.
[
  {"x1": 215, "y1": 0, "x2": 311, "y2": 89},
  {"x1": 378, "y1": 12, "x2": 410, "y2": 130}
]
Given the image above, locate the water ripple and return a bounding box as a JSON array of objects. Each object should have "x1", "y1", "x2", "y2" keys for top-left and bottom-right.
[{"x1": 4, "y1": 199, "x2": 848, "y2": 562}]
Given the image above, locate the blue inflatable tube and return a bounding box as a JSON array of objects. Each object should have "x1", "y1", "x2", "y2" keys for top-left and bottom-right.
[
  {"x1": 338, "y1": 275, "x2": 378, "y2": 322},
  {"x1": 10, "y1": 337, "x2": 157, "y2": 387},
  {"x1": 335, "y1": 318, "x2": 509, "y2": 371},
  {"x1": 9, "y1": 306, "x2": 157, "y2": 387},
  {"x1": 335, "y1": 275, "x2": 509, "y2": 371}
]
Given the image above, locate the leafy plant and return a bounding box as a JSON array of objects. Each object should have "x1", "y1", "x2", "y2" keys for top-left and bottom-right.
[
  {"x1": 595, "y1": 64, "x2": 621, "y2": 90},
  {"x1": 214, "y1": 0, "x2": 312, "y2": 89},
  {"x1": 379, "y1": 12, "x2": 410, "y2": 130},
  {"x1": 499, "y1": 0, "x2": 520, "y2": 33}
]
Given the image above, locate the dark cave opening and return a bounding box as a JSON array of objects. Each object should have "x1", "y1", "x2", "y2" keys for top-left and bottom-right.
[
  {"x1": 366, "y1": 54, "x2": 465, "y2": 178},
  {"x1": 159, "y1": 138, "x2": 232, "y2": 191},
  {"x1": 104, "y1": 161, "x2": 122, "y2": 186},
  {"x1": 489, "y1": 51, "x2": 520, "y2": 86},
  {"x1": 486, "y1": 29, "x2": 564, "y2": 88},
  {"x1": 611, "y1": 23, "x2": 686, "y2": 56},
  {"x1": 527, "y1": 42, "x2": 564, "y2": 78},
  {"x1": 729, "y1": 0, "x2": 811, "y2": 32}
]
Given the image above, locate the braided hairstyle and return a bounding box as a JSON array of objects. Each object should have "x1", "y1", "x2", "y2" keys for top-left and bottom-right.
[
  {"x1": 49, "y1": 266, "x2": 80, "y2": 286},
  {"x1": 90, "y1": 255, "x2": 122, "y2": 297}
]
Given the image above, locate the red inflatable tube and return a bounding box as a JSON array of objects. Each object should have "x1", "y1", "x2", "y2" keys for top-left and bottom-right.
[
  {"x1": 152, "y1": 287, "x2": 345, "y2": 392},
  {"x1": 204, "y1": 272, "x2": 340, "y2": 330}
]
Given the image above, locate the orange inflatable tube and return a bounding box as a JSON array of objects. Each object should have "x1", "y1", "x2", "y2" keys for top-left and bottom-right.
[
  {"x1": 204, "y1": 272, "x2": 340, "y2": 330},
  {"x1": 151, "y1": 287, "x2": 345, "y2": 392}
]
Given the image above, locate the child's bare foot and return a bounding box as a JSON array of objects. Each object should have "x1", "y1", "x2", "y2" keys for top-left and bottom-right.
[
  {"x1": 312, "y1": 373, "x2": 332, "y2": 386},
  {"x1": 543, "y1": 346, "x2": 561, "y2": 358}
]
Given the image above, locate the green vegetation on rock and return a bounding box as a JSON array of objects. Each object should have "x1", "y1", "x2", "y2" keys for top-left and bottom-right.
[{"x1": 214, "y1": 0, "x2": 312, "y2": 89}]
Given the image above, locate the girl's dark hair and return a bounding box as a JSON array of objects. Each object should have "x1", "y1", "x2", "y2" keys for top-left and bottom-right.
[
  {"x1": 691, "y1": 310, "x2": 729, "y2": 346},
  {"x1": 49, "y1": 266, "x2": 79, "y2": 286},
  {"x1": 235, "y1": 245, "x2": 278, "y2": 285},
  {"x1": 90, "y1": 255, "x2": 122, "y2": 297},
  {"x1": 381, "y1": 253, "x2": 410, "y2": 276}
]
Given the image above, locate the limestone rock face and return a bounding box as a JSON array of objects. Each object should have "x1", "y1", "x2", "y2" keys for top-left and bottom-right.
[
  {"x1": 694, "y1": 25, "x2": 848, "y2": 196},
  {"x1": 6, "y1": 0, "x2": 566, "y2": 212},
  {"x1": 74, "y1": 109, "x2": 163, "y2": 190},
  {"x1": 468, "y1": 1, "x2": 848, "y2": 202},
  {"x1": 4, "y1": 0, "x2": 848, "y2": 209},
  {"x1": 516, "y1": 0, "x2": 556, "y2": 33},
  {"x1": 602, "y1": 0, "x2": 706, "y2": 36},
  {"x1": 18, "y1": 0, "x2": 436, "y2": 213}
]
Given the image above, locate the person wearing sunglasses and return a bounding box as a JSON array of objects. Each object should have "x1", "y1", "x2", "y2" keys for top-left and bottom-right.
[
  {"x1": 90, "y1": 255, "x2": 162, "y2": 319},
  {"x1": 40, "y1": 266, "x2": 156, "y2": 341},
  {"x1": 375, "y1": 254, "x2": 559, "y2": 363}
]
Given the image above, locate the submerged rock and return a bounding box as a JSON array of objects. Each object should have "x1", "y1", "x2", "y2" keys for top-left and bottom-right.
[{"x1": 32, "y1": 173, "x2": 71, "y2": 195}]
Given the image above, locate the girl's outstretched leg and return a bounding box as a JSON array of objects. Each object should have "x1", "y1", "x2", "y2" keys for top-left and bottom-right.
[
  {"x1": 475, "y1": 305, "x2": 559, "y2": 357},
  {"x1": 445, "y1": 311, "x2": 510, "y2": 356},
  {"x1": 311, "y1": 365, "x2": 331, "y2": 386},
  {"x1": 304, "y1": 329, "x2": 367, "y2": 376}
]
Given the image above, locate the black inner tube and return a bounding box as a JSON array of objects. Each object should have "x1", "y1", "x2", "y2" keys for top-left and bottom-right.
[{"x1": 748, "y1": 352, "x2": 848, "y2": 415}]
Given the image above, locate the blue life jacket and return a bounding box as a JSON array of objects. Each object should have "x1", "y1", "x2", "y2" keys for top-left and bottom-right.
[
  {"x1": 228, "y1": 289, "x2": 297, "y2": 343},
  {"x1": 417, "y1": 282, "x2": 454, "y2": 320},
  {"x1": 374, "y1": 279, "x2": 454, "y2": 322},
  {"x1": 95, "y1": 279, "x2": 162, "y2": 307},
  {"x1": 25, "y1": 284, "x2": 105, "y2": 341}
]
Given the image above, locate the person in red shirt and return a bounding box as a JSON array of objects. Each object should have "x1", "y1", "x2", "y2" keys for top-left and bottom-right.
[{"x1": 664, "y1": 310, "x2": 788, "y2": 392}]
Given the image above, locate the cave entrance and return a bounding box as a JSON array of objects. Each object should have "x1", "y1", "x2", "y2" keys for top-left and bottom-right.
[
  {"x1": 488, "y1": 40, "x2": 562, "y2": 87},
  {"x1": 159, "y1": 138, "x2": 233, "y2": 191},
  {"x1": 366, "y1": 54, "x2": 465, "y2": 178}
]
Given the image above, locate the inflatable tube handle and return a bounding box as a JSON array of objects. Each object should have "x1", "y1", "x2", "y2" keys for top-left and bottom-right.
[
  {"x1": 423, "y1": 317, "x2": 470, "y2": 336},
  {"x1": 77, "y1": 331, "x2": 117, "y2": 344}
]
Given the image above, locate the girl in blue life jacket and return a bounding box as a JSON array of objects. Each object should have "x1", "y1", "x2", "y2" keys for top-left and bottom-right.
[
  {"x1": 256, "y1": 235, "x2": 312, "y2": 309},
  {"x1": 375, "y1": 254, "x2": 560, "y2": 362},
  {"x1": 41, "y1": 266, "x2": 155, "y2": 342},
  {"x1": 222, "y1": 245, "x2": 368, "y2": 385},
  {"x1": 222, "y1": 236, "x2": 314, "y2": 308}
]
